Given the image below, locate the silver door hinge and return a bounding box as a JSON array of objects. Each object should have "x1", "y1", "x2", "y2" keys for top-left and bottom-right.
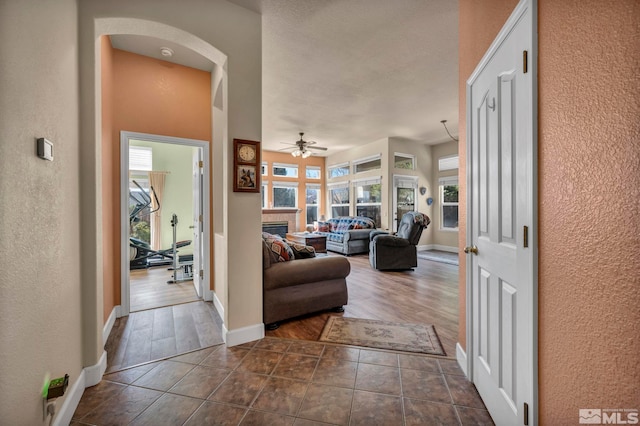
[
  {"x1": 198, "y1": 160, "x2": 204, "y2": 168},
  {"x1": 199, "y1": 270, "x2": 204, "y2": 279}
]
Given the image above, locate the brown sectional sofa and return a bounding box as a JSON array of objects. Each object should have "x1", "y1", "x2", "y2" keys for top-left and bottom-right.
[{"x1": 262, "y1": 237, "x2": 350, "y2": 329}]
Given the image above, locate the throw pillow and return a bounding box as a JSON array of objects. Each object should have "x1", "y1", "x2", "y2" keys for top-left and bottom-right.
[
  {"x1": 316, "y1": 221, "x2": 330, "y2": 232},
  {"x1": 289, "y1": 242, "x2": 316, "y2": 259},
  {"x1": 264, "y1": 237, "x2": 294, "y2": 262}
]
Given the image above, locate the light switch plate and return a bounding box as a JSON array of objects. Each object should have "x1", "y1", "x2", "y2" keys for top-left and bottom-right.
[{"x1": 37, "y1": 138, "x2": 54, "y2": 161}]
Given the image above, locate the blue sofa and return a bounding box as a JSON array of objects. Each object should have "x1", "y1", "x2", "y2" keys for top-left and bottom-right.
[{"x1": 314, "y1": 216, "x2": 377, "y2": 255}]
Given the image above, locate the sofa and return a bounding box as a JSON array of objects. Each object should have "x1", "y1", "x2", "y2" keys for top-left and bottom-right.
[
  {"x1": 262, "y1": 233, "x2": 350, "y2": 329},
  {"x1": 314, "y1": 216, "x2": 377, "y2": 255}
]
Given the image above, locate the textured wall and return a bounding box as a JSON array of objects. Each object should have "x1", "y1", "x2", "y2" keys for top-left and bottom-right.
[
  {"x1": 0, "y1": 0, "x2": 82, "y2": 423},
  {"x1": 538, "y1": 0, "x2": 640, "y2": 422},
  {"x1": 458, "y1": 0, "x2": 519, "y2": 350}
]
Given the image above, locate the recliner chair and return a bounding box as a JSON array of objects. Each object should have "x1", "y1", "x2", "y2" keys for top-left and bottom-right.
[{"x1": 369, "y1": 211, "x2": 430, "y2": 270}]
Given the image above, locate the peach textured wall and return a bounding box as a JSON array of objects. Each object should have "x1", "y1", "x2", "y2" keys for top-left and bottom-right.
[
  {"x1": 262, "y1": 151, "x2": 326, "y2": 231},
  {"x1": 537, "y1": 0, "x2": 640, "y2": 422},
  {"x1": 102, "y1": 46, "x2": 212, "y2": 316},
  {"x1": 101, "y1": 36, "x2": 115, "y2": 322},
  {"x1": 458, "y1": 0, "x2": 519, "y2": 350}
]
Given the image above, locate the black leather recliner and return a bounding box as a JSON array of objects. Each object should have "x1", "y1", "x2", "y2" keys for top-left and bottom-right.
[{"x1": 369, "y1": 211, "x2": 430, "y2": 270}]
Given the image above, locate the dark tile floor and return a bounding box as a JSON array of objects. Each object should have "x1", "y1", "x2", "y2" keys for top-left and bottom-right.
[{"x1": 72, "y1": 337, "x2": 494, "y2": 425}]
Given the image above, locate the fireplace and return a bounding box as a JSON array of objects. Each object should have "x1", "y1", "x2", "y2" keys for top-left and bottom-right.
[
  {"x1": 261, "y1": 208, "x2": 300, "y2": 235},
  {"x1": 262, "y1": 221, "x2": 288, "y2": 238}
]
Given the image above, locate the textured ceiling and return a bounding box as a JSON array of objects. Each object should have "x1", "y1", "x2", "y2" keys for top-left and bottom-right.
[{"x1": 111, "y1": 0, "x2": 459, "y2": 155}]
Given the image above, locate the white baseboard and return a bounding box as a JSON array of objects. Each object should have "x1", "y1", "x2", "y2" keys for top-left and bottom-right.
[
  {"x1": 103, "y1": 306, "x2": 120, "y2": 346},
  {"x1": 52, "y1": 350, "x2": 106, "y2": 426},
  {"x1": 203, "y1": 288, "x2": 214, "y2": 302},
  {"x1": 418, "y1": 244, "x2": 458, "y2": 253},
  {"x1": 224, "y1": 323, "x2": 264, "y2": 347},
  {"x1": 212, "y1": 291, "x2": 225, "y2": 320},
  {"x1": 456, "y1": 342, "x2": 468, "y2": 377}
]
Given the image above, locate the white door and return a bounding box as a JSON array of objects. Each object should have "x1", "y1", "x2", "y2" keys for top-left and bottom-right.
[
  {"x1": 192, "y1": 148, "x2": 204, "y2": 297},
  {"x1": 466, "y1": 0, "x2": 536, "y2": 425}
]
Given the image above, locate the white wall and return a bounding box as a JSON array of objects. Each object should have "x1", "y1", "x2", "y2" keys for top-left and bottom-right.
[
  {"x1": 431, "y1": 140, "x2": 459, "y2": 249},
  {"x1": 0, "y1": 0, "x2": 83, "y2": 424}
]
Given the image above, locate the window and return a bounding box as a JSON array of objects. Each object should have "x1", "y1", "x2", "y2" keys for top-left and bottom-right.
[
  {"x1": 261, "y1": 161, "x2": 268, "y2": 176},
  {"x1": 272, "y1": 181, "x2": 298, "y2": 208},
  {"x1": 394, "y1": 153, "x2": 415, "y2": 170},
  {"x1": 439, "y1": 155, "x2": 459, "y2": 171},
  {"x1": 328, "y1": 183, "x2": 350, "y2": 218},
  {"x1": 353, "y1": 154, "x2": 381, "y2": 174},
  {"x1": 306, "y1": 165, "x2": 321, "y2": 179},
  {"x1": 129, "y1": 146, "x2": 152, "y2": 171},
  {"x1": 440, "y1": 177, "x2": 459, "y2": 230},
  {"x1": 306, "y1": 184, "x2": 320, "y2": 225},
  {"x1": 355, "y1": 177, "x2": 382, "y2": 227},
  {"x1": 272, "y1": 163, "x2": 298, "y2": 177},
  {"x1": 261, "y1": 181, "x2": 268, "y2": 209},
  {"x1": 328, "y1": 162, "x2": 350, "y2": 179}
]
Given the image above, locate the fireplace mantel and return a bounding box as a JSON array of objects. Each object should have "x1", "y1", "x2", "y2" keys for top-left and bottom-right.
[{"x1": 262, "y1": 208, "x2": 301, "y2": 233}]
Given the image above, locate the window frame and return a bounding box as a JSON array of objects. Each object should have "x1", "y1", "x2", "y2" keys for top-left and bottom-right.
[
  {"x1": 393, "y1": 152, "x2": 416, "y2": 170},
  {"x1": 272, "y1": 181, "x2": 298, "y2": 208},
  {"x1": 354, "y1": 177, "x2": 382, "y2": 227},
  {"x1": 328, "y1": 182, "x2": 350, "y2": 218},
  {"x1": 352, "y1": 154, "x2": 382, "y2": 174},
  {"x1": 305, "y1": 183, "x2": 321, "y2": 226},
  {"x1": 305, "y1": 165, "x2": 321, "y2": 179},
  {"x1": 439, "y1": 176, "x2": 459, "y2": 231},
  {"x1": 328, "y1": 162, "x2": 350, "y2": 179},
  {"x1": 272, "y1": 162, "x2": 299, "y2": 178}
]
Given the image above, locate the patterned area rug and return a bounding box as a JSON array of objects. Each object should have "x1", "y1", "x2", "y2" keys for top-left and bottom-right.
[
  {"x1": 318, "y1": 317, "x2": 446, "y2": 356},
  {"x1": 417, "y1": 250, "x2": 459, "y2": 266}
]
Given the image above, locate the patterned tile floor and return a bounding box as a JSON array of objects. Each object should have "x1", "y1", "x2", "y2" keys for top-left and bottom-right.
[{"x1": 71, "y1": 337, "x2": 494, "y2": 425}]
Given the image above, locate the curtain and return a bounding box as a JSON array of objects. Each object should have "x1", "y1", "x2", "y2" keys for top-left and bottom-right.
[{"x1": 148, "y1": 171, "x2": 168, "y2": 250}]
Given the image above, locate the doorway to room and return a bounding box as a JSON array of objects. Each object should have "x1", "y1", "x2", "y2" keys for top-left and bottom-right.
[{"x1": 120, "y1": 131, "x2": 210, "y2": 315}]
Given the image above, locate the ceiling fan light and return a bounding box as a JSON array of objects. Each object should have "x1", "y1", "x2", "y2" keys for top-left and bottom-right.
[
  {"x1": 291, "y1": 149, "x2": 301, "y2": 157},
  {"x1": 301, "y1": 150, "x2": 311, "y2": 158}
]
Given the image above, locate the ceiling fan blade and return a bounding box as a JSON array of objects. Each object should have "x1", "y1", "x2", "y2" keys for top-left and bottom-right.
[
  {"x1": 307, "y1": 146, "x2": 328, "y2": 151},
  {"x1": 277, "y1": 146, "x2": 296, "y2": 151}
]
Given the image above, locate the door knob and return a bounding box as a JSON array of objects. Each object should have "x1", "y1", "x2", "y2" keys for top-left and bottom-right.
[{"x1": 464, "y1": 245, "x2": 478, "y2": 255}]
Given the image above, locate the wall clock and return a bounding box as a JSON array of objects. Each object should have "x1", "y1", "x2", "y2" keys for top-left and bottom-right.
[{"x1": 233, "y1": 139, "x2": 261, "y2": 193}]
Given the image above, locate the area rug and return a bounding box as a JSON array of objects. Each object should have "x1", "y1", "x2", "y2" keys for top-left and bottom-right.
[
  {"x1": 318, "y1": 317, "x2": 446, "y2": 356},
  {"x1": 417, "y1": 250, "x2": 459, "y2": 266}
]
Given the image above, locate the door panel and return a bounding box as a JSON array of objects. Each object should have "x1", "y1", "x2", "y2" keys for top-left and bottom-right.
[{"x1": 467, "y1": 1, "x2": 535, "y2": 424}]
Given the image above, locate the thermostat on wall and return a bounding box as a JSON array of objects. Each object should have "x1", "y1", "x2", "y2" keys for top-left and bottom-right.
[{"x1": 37, "y1": 138, "x2": 54, "y2": 161}]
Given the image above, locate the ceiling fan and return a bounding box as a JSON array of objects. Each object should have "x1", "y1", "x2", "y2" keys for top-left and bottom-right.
[{"x1": 279, "y1": 132, "x2": 328, "y2": 158}]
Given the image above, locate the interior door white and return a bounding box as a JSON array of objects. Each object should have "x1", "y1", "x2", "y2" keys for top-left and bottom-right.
[
  {"x1": 192, "y1": 148, "x2": 204, "y2": 297},
  {"x1": 466, "y1": 1, "x2": 536, "y2": 425}
]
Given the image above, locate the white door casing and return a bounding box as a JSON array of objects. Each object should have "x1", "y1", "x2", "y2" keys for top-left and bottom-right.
[
  {"x1": 120, "y1": 131, "x2": 211, "y2": 316},
  {"x1": 465, "y1": 0, "x2": 538, "y2": 425},
  {"x1": 192, "y1": 148, "x2": 204, "y2": 297}
]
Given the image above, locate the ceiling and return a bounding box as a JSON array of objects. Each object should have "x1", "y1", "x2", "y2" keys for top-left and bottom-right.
[{"x1": 110, "y1": 0, "x2": 459, "y2": 156}]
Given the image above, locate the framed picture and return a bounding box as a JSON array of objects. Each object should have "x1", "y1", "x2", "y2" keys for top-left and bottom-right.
[{"x1": 233, "y1": 139, "x2": 261, "y2": 192}]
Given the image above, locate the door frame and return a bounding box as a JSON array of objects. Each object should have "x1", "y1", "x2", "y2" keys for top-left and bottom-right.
[
  {"x1": 465, "y1": 0, "x2": 538, "y2": 422},
  {"x1": 120, "y1": 131, "x2": 211, "y2": 316}
]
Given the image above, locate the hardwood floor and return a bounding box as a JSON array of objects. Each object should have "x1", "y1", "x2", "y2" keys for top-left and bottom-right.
[
  {"x1": 130, "y1": 266, "x2": 200, "y2": 312},
  {"x1": 267, "y1": 253, "x2": 460, "y2": 357}
]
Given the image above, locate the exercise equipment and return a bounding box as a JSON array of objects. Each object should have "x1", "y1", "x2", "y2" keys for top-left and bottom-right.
[
  {"x1": 167, "y1": 213, "x2": 194, "y2": 284},
  {"x1": 128, "y1": 180, "x2": 191, "y2": 270}
]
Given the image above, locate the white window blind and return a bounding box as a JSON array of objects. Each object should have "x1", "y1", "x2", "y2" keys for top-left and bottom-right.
[
  {"x1": 438, "y1": 155, "x2": 459, "y2": 171},
  {"x1": 129, "y1": 146, "x2": 152, "y2": 171}
]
